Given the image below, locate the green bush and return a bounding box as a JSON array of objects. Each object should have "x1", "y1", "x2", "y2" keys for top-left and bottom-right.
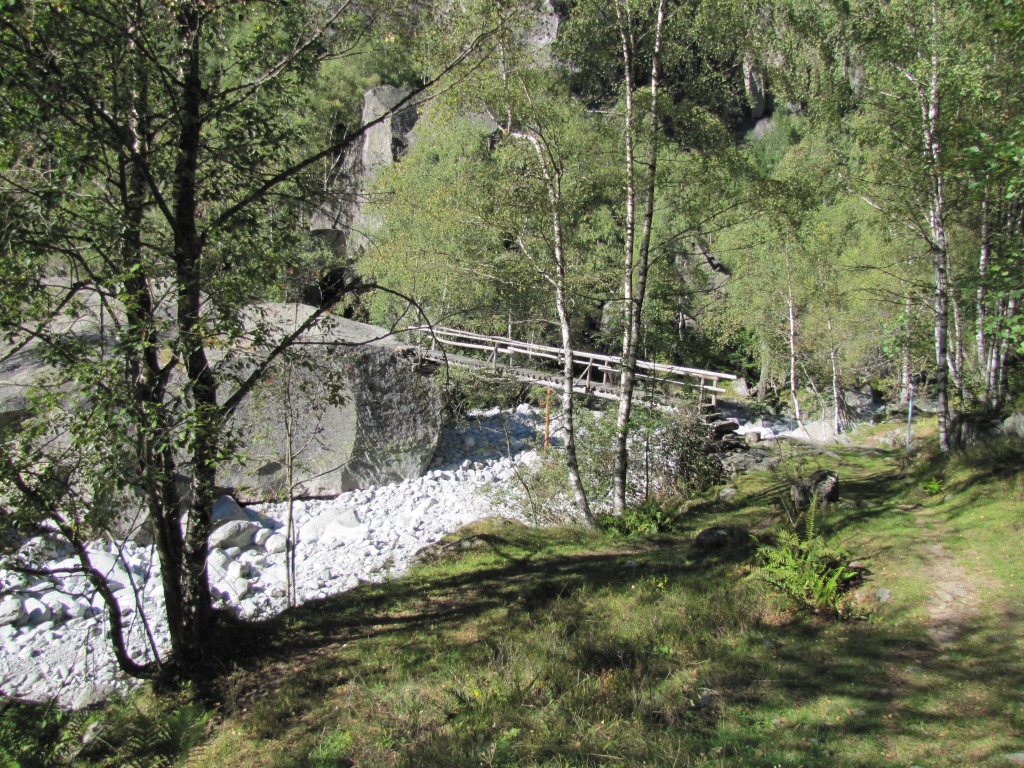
[
  {"x1": 661, "y1": 407, "x2": 724, "y2": 497},
  {"x1": 435, "y1": 367, "x2": 533, "y2": 420},
  {"x1": 595, "y1": 499, "x2": 678, "y2": 536},
  {"x1": 0, "y1": 698, "x2": 78, "y2": 767},
  {"x1": 752, "y1": 501, "x2": 859, "y2": 616}
]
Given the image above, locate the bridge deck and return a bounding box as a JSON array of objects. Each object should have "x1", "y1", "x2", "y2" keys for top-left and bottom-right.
[{"x1": 407, "y1": 326, "x2": 736, "y2": 406}]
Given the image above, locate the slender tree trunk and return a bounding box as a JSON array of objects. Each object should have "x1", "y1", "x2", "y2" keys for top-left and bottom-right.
[
  {"x1": 519, "y1": 131, "x2": 592, "y2": 524},
  {"x1": 166, "y1": 3, "x2": 215, "y2": 669},
  {"x1": 977, "y1": 196, "x2": 991, "y2": 407},
  {"x1": 611, "y1": 0, "x2": 665, "y2": 515},
  {"x1": 826, "y1": 313, "x2": 842, "y2": 434},
  {"x1": 996, "y1": 303, "x2": 1015, "y2": 407},
  {"x1": 554, "y1": 286, "x2": 592, "y2": 523},
  {"x1": 948, "y1": 261, "x2": 965, "y2": 405},
  {"x1": 757, "y1": 337, "x2": 770, "y2": 400},
  {"x1": 901, "y1": 284, "x2": 914, "y2": 405},
  {"x1": 920, "y1": 23, "x2": 952, "y2": 452},
  {"x1": 787, "y1": 281, "x2": 803, "y2": 425}
]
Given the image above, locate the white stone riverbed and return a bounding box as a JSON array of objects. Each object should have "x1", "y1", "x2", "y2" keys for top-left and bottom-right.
[{"x1": 0, "y1": 405, "x2": 543, "y2": 709}]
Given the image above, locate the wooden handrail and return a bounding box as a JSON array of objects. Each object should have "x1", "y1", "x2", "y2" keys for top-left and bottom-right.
[{"x1": 407, "y1": 325, "x2": 735, "y2": 405}]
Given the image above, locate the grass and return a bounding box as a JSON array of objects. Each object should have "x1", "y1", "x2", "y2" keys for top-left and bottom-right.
[{"x1": 6, "y1": 417, "x2": 1024, "y2": 767}]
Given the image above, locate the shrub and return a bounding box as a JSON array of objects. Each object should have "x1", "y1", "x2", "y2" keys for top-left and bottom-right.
[
  {"x1": 0, "y1": 698, "x2": 78, "y2": 767},
  {"x1": 752, "y1": 500, "x2": 859, "y2": 616},
  {"x1": 661, "y1": 407, "x2": 725, "y2": 497},
  {"x1": 435, "y1": 367, "x2": 532, "y2": 420},
  {"x1": 595, "y1": 499, "x2": 678, "y2": 536}
]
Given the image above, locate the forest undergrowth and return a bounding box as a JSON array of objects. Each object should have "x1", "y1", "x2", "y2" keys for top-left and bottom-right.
[{"x1": 3, "y1": 418, "x2": 1022, "y2": 768}]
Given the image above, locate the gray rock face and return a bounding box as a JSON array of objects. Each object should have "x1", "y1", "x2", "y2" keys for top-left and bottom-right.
[
  {"x1": 219, "y1": 307, "x2": 442, "y2": 501},
  {"x1": 0, "y1": 596, "x2": 24, "y2": 627},
  {"x1": 1002, "y1": 412, "x2": 1024, "y2": 442},
  {"x1": 212, "y1": 495, "x2": 248, "y2": 524},
  {"x1": 728, "y1": 378, "x2": 750, "y2": 398},
  {"x1": 209, "y1": 520, "x2": 259, "y2": 550},
  {"x1": 310, "y1": 85, "x2": 418, "y2": 257},
  {"x1": 743, "y1": 53, "x2": 767, "y2": 119}
]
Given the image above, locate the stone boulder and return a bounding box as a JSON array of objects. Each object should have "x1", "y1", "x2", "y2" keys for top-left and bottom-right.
[
  {"x1": 791, "y1": 469, "x2": 839, "y2": 511},
  {"x1": 209, "y1": 520, "x2": 259, "y2": 550},
  {"x1": 949, "y1": 412, "x2": 1000, "y2": 449},
  {"x1": 728, "y1": 378, "x2": 750, "y2": 399},
  {"x1": 1001, "y1": 412, "x2": 1024, "y2": 442},
  {"x1": 693, "y1": 525, "x2": 752, "y2": 556},
  {"x1": 218, "y1": 305, "x2": 442, "y2": 501},
  {"x1": 0, "y1": 596, "x2": 24, "y2": 627}
]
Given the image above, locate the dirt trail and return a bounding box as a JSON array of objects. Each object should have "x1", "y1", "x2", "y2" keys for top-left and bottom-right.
[{"x1": 913, "y1": 508, "x2": 982, "y2": 646}]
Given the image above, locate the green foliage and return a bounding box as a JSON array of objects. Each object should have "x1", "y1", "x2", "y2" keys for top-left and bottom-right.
[
  {"x1": 0, "y1": 689, "x2": 210, "y2": 768},
  {"x1": 746, "y1": 112, "x2": 805, "y2": 174},
  {"x1": 661, "y1": 407, "x2": 725, "y2": 497},
  {"x1": 309, "y1": 728, "x2": 355, "y2": 768},
  {"x1": 753, "y1": 500, "x2": 857, "y2": 616},
  {"x1": 361, "y1": 74, "x2": 622, "y2": 338},
  {"x1": 0, "y1": 699, "x2": 79, "y2": 768},
  {"x1": 434, "y1": 367, "x2": 533, "y2": 421},
  {"x1": 84, "y1": 692, "x2": 212, "y2": 768},
  {"x1": 595, "y1": 499, "x2": 677, "y2": 536}
]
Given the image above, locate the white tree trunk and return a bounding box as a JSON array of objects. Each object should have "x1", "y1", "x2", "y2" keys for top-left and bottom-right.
[
  {"x1": 788, "y1": 282, "x2": 803, "y2": 425},
  {"x1": 611, "y1": 0, "x2": 665, "y2": 515}
]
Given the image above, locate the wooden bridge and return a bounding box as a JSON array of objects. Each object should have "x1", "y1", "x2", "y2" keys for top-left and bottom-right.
[{"x1": 407, "y1": 326, "x2": 736, "y2": 408}]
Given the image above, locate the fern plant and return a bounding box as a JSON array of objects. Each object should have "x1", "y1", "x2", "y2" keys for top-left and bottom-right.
[
  {"x1": 753, "y1": 499, "x2": 859, "y2": 616},
  {"x1": 0, "y1": 699, "x2": 80, "y2": 767}
]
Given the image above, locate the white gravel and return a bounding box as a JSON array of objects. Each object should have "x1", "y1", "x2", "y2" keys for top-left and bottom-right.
[{"x1": 0, "y1": 405, "x2": 542, "y2": 709}]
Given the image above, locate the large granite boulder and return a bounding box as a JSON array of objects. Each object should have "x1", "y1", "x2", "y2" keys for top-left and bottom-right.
[
  {"x1": 218, "y1": 305, "x2": 442, "y2": 501},
  {"x1": 1, "y1": 294, "x2": 442, "y2": 529}
]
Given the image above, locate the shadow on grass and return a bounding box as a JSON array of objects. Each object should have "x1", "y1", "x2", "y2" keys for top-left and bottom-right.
[
  {"x1": 202, "y1": 530, "x2": 704, "y2": 690},
  {"x1": 184, "y1": 439, "x2": 1024, "y2": 768}
]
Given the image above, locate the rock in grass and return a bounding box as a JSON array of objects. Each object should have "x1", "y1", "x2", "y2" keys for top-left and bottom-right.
[
  {"x1": 694, "y1": 526, "x2": 750, "y2": 553},
  {"x1": 1002, "y1": 412, "x2": 1024, "y2": 442},
  {"x1": 791, "y1": 469, "x2": 839, "y2": 511}
]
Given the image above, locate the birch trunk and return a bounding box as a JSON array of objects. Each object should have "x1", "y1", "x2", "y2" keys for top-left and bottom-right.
[
  {"x1": 915, "y1": 10, "x2": 952, "y2": 452},
  {"x1": 977, "y1": 197, "x2": 991, "y2": 406},
  {"x1": 611, "y1": 0, "x2": 665, "y2": 515},
  {"x1": 827, "y1": 313, "x2": 842, "y2": 434},
  {"x1": 901, "y1": 284, "x2": 914, "y2": 405},
  {"x1": 787, "y1": 282, "x2": 803, "y2": 425},
  {"x1": 518, "y1": 131, "x2": 593, "y2": 523}
]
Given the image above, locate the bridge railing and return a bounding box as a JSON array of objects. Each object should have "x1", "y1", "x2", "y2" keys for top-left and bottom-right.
[{"x1": 407, "y1": 325, "x2": 736, "y2": 406}]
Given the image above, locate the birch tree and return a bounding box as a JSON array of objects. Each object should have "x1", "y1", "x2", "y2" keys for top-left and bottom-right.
[{"x1": 0, "y1": 0, "x2": 503, "y2": 679}]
